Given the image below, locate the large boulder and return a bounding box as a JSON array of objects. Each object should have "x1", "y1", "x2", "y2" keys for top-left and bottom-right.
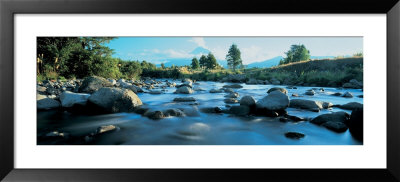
[
  {"x1": 342, "y1": 91, "x2": 354, "y2": 98},
  {"x1": 256, "y1": 91, "x2": 289, "y2": 111},
  {"x1": 164, "y1": 108, "x2": 185, "y2": 117},
  {"x1": 348, "y1": 108, "x2": 363, "y2": 141},
  {"x1": 311, "y1": 111, "x2": 350, "y2": 132},
  {"x1": 267, "y1": 87, "x2": 288, "y2": 95},
  {"x1": 79, "y1": 76, "x2": 113, "y2": 93},
  {"x1": 289, "y1": 99, "x2": 332, "y2": 112},
  {"x1": 225, "y1": 92, "x2": 239, "y2": 98},
  {"x1": 37, "y1": 95, "x2": 61, "y2": 110},
  {"x1": 337, "y1": 102, "x2": 363, "y2": 111},
  {"x1": 144, "y1": 110, "x2": 165, "y2": 120},
  {"x1": 240, "y1": 96, "x2": 256, "y2": 107},
  {"x1": 59, "y1": 91, "x2": 90, "y2": 107},
  {"x1": 88, "y1": 88, "x2": 142, "y2": 113},
  {"x1": 175, "y1": 86, "x2": 194, "y2": 94}
]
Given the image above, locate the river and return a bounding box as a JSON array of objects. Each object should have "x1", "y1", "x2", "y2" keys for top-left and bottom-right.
[{"x1": 37, "y1": 80, "x2": 363, "y2": 145}]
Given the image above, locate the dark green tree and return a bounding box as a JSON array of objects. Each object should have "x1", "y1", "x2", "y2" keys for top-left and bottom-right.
[
  {"x1": 226, "y1": 44, "x2": 242, "y2": 70},
  {"x1": 191, "y1": 57, "x2": 200, "y2": 69},
  {"x1": 161, "y1": 63, "x2": 166, "y2": 69},
  {"x1": 280, "y1": 44, "x2": 310, "y2": 65},
  {"x1": 199, "y1": 55, "x2": 207, "y2": 69},
  {"x1": 206, "y1": 53, "x2": 218, "y2": 69}
]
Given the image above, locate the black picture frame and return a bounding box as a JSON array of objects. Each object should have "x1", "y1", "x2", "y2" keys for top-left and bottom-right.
[{"x1": 1, "y1": 0, "x2": 399, "y2": 181}]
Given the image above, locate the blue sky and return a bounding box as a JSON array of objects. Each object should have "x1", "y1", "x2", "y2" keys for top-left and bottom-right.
[{"x1": 106, "y1": 37, "x2": 363, "y2": 65}]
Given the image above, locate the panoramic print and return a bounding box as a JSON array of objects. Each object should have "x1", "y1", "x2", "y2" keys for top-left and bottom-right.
[{"x1": 37, "y1": 37, "x2": 363, "y2": 145}]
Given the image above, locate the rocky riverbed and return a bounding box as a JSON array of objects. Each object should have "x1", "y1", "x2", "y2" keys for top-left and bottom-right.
[{"x1": 37, "y1": 76, "x2": 363, "y2": 145}]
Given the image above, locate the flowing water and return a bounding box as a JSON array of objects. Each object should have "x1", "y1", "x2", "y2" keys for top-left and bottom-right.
[{"x1": 37, "y1": 80, "x2": 363, "y2": 145}]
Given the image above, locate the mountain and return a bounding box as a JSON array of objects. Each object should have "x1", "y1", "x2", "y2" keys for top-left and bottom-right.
[
  {"x1": 247, "y1": 56, "x2": 283, "y2": 68},
  {"x1": 190, "y1": 47, "x2": 210, "y2": 55}
]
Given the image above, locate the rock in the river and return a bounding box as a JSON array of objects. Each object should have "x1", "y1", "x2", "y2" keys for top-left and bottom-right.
[
  {"x1": 108, "y1": 79, "x2": 117, "y2": 85},
  {"x1": 175, "y1": 86, "x2": 194, "y2": 94},
  {"x1": 79, "y1": 76, "x2": 113, "y2": 93},
  {"x1": 337, "y1": 102, "x2": 363, "y2": 110},
  {"x1": 144, "y1": 110, "x2": 165, "y2": 120},
  {"x1": 348, "y1": 108, "x2": 363, "y2": 141},
  {"x1": 209, "y1": 88, "x2": 223, "y2": 93},
  {"x1": 193, "y1": 86, "x2": 205, "y2": 91},
  {"x1": 173, "y1": 97, "x2": 196, "y2": 102},
  {"x1": 229, "y1": 105, "x2": 250, "y2": 116},
  {"x1": 342, "y1": 91, "x2": 354, "y2": 98},
  {"x1": 225, "y1": 92, "x2": 239, "y2": 98},
  {"x1": 240, "y1": 96, "x2": 256, "y2": 107},
  {"x1": 200, "y1": 107, "x2": 224, "y2": 114},
  {"x1": 267, "y1": 87, "x2": 288, "y2": 95},
  {"x1": 256, "y1": 91, "x2": 289, "y2": 111},
  {"x1": 37, "y1": 86, "x2": 47, "y2": 92},
  {"x1": 88, "y1": 87, "x2": 142, "y2": 113},
  {"x1": 321, "y1": 121, "x2": 348, "y2": 132},
  {"x1": 286, "y1": 115, "x2": 305, "y2": 122},
  {"x1": 224, "y1": 98, "x2": 239, "y2": 104},
  {"x1": 285, "y1": 132, "x2": 305, "y2": 139},
  {"x1": 59, "y1": 91, "x2": 90, "y2": 107},
  {"x1": 96, "y1": 125, "x2": 119, "y2": 134},
  {"x1": 246, "y1": 78, "x2": 258, "y2": 85},
  {"x1": 164, "y1": 108, "x2": 185, "y2": 117},
  {"x1": 289, "y1": 99, "x2": 332, "y2": 112},
  {"x1": 305, "y1": 90, "x2": 315, "y2": 96},
  {"x1": 331, "y1": 92, "x2": 342, "y2": 96},
  {"x1": 149, "y1": 90, "x2": 163, "y2": 94},
  {"x1": 311, "y1": 111, "x2": 350, "y2": 132},
  {"x1": 223, "y1": 84, "x2": 243, "y2": 88},
  {"x1": 224, "y1": 88, "x2": 235, "y2": 93},
  {"x1": 37, "y1": 95, "x2": 61, "y2": 110}
]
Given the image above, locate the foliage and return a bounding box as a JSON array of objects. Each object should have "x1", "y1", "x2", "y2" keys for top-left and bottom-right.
[
  {"x1": 226, "y1": 44, "x2": 242, "y2": 70},
  {"x1": 279, "y1": 44, "x2": 310, "y2": 65},
  {"x1": 191, "y1": 57, "x2": 200, "y2": 69}
]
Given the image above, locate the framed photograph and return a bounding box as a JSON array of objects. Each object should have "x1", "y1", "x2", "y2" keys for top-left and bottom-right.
[{"x1": 1, "y1": 0, "x2": 399, "y2": 181}]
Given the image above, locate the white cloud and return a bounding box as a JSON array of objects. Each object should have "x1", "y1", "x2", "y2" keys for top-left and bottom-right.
[
  {"x1": 164, "y1": 49, "x2": 192, "y2": 58},
  {"x1": 189, "y1": 37, "x2": 207, "y2": 48},
  {"x1": 241, "y1": 45, "x2": 272, "y2": 64}
]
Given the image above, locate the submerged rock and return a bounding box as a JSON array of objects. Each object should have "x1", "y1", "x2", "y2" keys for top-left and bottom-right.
[
  {"x1": 79, "y1": 76, "x2": 113, "y2": 93},
  {"x1": 267, "y1": 87, "x2": 288, "y2": 95},
  {"x1": 96, "y1": 125, "x2": 119, "y2": 134},
  {"x1": 229, "y1": 105, "x2": 250, "y2": 116},
  {"x1": 144, "y1": 110, "x2": 165, "y2": 120},
  {"x1": 225, "y1": 92, "x2": 239, "y2": 98},
  {"x1": 209, "y1": 88, "x2": 223, "y2": 93},
  {"x1": 88, "y1": 88, "x2": 142, "y2": 113},
  {"x1": 256, "y1": 91, "x2": 289, "y2": 111},
  {"x1": 305, "y1": 90, "x2": 315, "y2": 96},
  {"x1": 342, "y1": 91, "x2": 354, "y2": 98},
  {"x1": 224, "y1": 98, "x2": 239, "y2": 104},
  {"x1": 285, "y1": 132, "x2": 305, "y2": 139},
  {"x1": 164, "y1": 108, "x2": 185, "y2": 117},
  {"x1": 222, "y1": 84, "x2": 243, "y2": 88},
  {"x1": 173, "y1": 97, "x2": 196, "y2": 102}
]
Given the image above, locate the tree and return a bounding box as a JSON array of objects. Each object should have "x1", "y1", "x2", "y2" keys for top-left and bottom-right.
[
  {"x1": 161, "y1": 63, "x2": 165, "y2": 69},
  {"x1": 226, "y1": 44, "x2": 242, "y2": 70},
  {"x1": 199, "y1": 55, "x2": 207, "y2": 69},
  {"x1": 281, "y1": 44, "x2": 310, "y2": 65},
  {"x1": 191, "y1": 57, "x2": 200, "y2": 69},
  {"x1": 206, "y1": 53, "x2": 218, "y2": 69}
]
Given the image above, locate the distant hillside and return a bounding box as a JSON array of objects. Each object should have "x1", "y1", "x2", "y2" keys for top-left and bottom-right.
[
  {"x1": 270, "y1": 57, "x2": 363, "y2": 72},
  {"x1": 190, "y1": 47, "x2": 210, "y2": 55},
  {"x1": 246, "y1": 56, "x2": 336, "y2": 68}
]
